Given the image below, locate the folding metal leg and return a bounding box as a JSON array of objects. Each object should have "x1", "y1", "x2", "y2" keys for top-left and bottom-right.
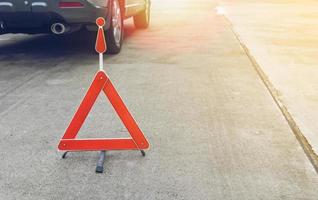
[
  {"x1": 62, "y1": 151, "x2": 68, "y2": 159},
  {"x1": 95, "y1": 151, "x2": 106, "y2": 173}
]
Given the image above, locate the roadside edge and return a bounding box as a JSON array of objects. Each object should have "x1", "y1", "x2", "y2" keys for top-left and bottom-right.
[{"x1": 223, "y1": 16, "x2": 318, "y2": 173}]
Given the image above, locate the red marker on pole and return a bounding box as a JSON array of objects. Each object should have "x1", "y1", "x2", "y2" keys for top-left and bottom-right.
[
  {"x1": 95, "y1": 17, "x2": 107, "y2": 70},
  {"x1": 58, "y1": 17, "x2": 150, "y2": 173}
]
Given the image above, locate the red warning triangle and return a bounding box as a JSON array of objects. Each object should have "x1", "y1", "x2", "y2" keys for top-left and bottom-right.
[{"x1": 58, "y1": 71, "x2": 149, "y2": 151}]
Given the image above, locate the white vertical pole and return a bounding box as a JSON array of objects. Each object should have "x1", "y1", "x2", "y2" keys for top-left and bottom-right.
[{"x1": 99, "y1": 53, "x2": 103, "y2": 71}]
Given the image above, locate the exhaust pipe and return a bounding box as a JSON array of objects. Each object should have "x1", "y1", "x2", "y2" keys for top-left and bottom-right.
[
  {"x1": 0, "y1": 21, "x2": 6, "y2": 34},
  {"x1": 51, "y1": 22, "x2": 70, "y2": 35}
]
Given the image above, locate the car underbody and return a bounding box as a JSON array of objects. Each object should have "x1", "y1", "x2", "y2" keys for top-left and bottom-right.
[{"x1": 0, "y1": 0, "x2": 150, "y2": 53}]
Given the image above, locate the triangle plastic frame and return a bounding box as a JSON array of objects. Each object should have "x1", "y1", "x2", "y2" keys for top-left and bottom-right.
[{"x1": 58, "y1": 71, "x2": 149, "y2": 151}]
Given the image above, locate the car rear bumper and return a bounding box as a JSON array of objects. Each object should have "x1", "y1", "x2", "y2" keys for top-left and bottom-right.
[{"x1": 0, "y1": 0, "x2": 109, "y2": 34}]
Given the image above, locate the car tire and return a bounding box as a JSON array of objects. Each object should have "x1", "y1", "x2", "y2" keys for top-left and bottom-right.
[
  {"x1": 133, "y1": 0, "x2": 150, "y2": 29},
  {"x1": 105, "y1": 0, "x2": 123, "y2": 54}
]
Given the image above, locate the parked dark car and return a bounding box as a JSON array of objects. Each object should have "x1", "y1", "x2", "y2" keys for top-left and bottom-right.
[{"x1": 0, "y1": 0, "x2": 151, "y2": 53}]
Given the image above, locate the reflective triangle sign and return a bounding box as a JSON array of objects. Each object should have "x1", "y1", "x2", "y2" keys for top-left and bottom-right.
[{"x1": 58, "y1": 71, "x2": 149, "y2": 151}]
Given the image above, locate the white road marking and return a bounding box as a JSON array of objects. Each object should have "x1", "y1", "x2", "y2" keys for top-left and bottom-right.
[{"x1": 215, "y1": 6, "x2": 227, "y2": 15}]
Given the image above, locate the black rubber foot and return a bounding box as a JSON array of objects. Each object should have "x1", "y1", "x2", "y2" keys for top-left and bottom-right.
[
  {"x1": 95, "y1": 166, "x2": 104, "y2": 173},
  {"x1": 141, "y1": 150, "x2": 146, "y2": 157},
  {"x1": 62, "y1": 151, "x2": 68, "y2": 159}
]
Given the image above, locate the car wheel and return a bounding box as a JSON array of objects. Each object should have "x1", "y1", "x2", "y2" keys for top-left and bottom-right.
[
  {"x1": 133, "y1": 0, "x2": 150, "y2": 29},
  {"x1": 105, "y1": 0, "x2": 123, "y2": 54}
]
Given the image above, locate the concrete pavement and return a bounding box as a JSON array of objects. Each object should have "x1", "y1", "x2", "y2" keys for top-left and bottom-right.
[
  {"x1": 0, "y1": 0, "x2": 317, "y2": 199},
  {"x1": 220, "y1": 0, "x2": 318, "y2": 172}
]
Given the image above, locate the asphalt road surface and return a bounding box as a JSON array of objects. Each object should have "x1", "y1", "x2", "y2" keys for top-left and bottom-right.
[{"x1": 0, "y1": 0, "x2": 317, "y2": 199}]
